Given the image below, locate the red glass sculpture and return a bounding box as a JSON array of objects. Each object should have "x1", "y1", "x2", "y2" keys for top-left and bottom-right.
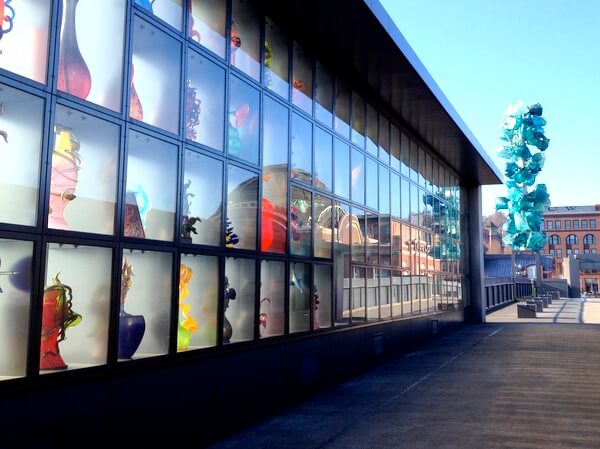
[
  {"x1": 129, "y1": 64, "x2": 144, "y2": 121},
  {"x1": 57, "y1": 0, "x2": 92, "y2": 99},
  {"x1": 40, "y1": 273, "x2": 82, "y2": 370}
]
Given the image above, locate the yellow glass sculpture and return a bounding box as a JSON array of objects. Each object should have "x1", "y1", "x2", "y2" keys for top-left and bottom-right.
[{"x1": 178, "y1": 263, "x2": 199, "y2": 351}]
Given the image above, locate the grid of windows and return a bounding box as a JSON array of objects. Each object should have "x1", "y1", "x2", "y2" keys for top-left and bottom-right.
[{"x1": 0, "y1": 0, "x2": 464, "y2": 381}]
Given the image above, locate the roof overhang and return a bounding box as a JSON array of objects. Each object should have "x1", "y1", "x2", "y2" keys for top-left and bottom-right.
[{"x1": 259, "y1": 0, "x2": 503, "y2": 187}]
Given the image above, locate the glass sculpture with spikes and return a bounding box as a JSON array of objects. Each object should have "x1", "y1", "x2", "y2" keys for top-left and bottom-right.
[{"x1": 495, "y1": 101, "x2": 550, "y2": 251}]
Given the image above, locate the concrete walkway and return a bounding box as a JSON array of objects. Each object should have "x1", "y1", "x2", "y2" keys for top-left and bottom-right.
[
  {"x1": 206, "y1": 305, "x2": 600, "y2": 448},
  {"x1": 487, "y1": 297, "x2": 600, "y2": 324}
]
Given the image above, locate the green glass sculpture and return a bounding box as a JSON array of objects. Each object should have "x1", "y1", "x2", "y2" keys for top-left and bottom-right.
[{"x1": 495, "y1": 101, "x2": 550, "y2": 251}]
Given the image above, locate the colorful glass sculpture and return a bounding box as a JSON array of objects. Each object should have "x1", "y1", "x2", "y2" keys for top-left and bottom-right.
[
  {"x1": 49, "y1": 126, "x2": 82, "y2": 230},
  {"x1": 0, "y1": 0, "x2": 15, "y2": 53},
  {"x1": 495, "y1": 101, "x2": 550, "y2": 251},
  {"x1": 261, "y1": 198, "x2": 275, "y2": 251},
  {"x1": 185, "y1": 80, "x2": 202, "y2": 141},
  {"x1": 57, "y1": 0, "x2": 92, "y2": 99},
  {"x1": 181, "y1": 179, "x2": 201, "y2": 243},
  {"x1": 187, "y1": 1, "x2": 201, "y2": 42},
  {"x1": 223, "y1": 276, "x2": 237, "y2": 344},
  {"x1": 0, "y1": 102, "x2": 8, "y2": 143},
  {"x1": 225, "y1": 218, "x2": 239, "y2": 247},
  {"x1": 227, "y1": 103, "x2": 250, "y2": 157},
  {"x1": 40, "y1": 273, "x2": 82, "y2": 370},
  {"x1": 118, "y1": 257, "x2": 145, "y2": 359},
  {"x1": 135, "y1": 0, "x2": 154, "y2": 13},
  {"x1": 177, "y1": 263, "x2": 199, "y2": 351},
  {"x1": 129, "y1": 64, "x2": 144, "y2": 121}
]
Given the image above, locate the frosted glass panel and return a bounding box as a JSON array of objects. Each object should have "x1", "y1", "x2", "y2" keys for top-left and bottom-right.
[
  {"x1": 289, "y1": 262, "x2": 310, "y2": 333},
  {"x1": 314, "y1": 264, "x2": 332, "y2": 329},
  {"x1": 224, "y1": 257, "x2": 255, "y2": 344},
  {"x1": 264, "y1": 18, "x2": 289, "y2": 99},
  {"x1": 125, "y1": 131, "x2": 177, "y2": 241},
  {"x1": 178, "y1": 254, "x2": 218, "y2": 351},
  {"x1": 292, "y1": 42, "x2": 312, "y2": 114},
  {"x1": 0, "y1": 84, "x2": 44, "y2": 226},
  {"x1": 290, "y1": 186, "x2": 311, "y2": 256},
  {"x1": 49, "y1": 105, "x2": 119, "y2": 234},
  {"x1": 315, "y1": 62, "x2": 333, "y2": 127},
  {"x1": 314, "y1": 194, "x2": 332, "y2": 259},
  {"x1": 0, "y1": 0, "x2": 50, "y2": 83},
  {"x1": 228, "y1": 76, "x2": 260, "y2": 163},
  {"x1": 0, "y1": 239, "x2": 32, "y2": 380},
  {"x1": 227, "y1": 164, "x2": 258, "y2": 250},
  {"x1": 259, "y1": 260, "x2": 285, "y2": 338},
  {"x1": 182, "y1": 151, "x2": 223, "y2": 246},
  {"x1": 189, "y1": 0, "x2": 226, "y2": 58},
  {"x1": 41, "y1": 244, "x2": 111, "y2": 373},
  {"x1": 130, "y1": 16, "x2": 181, "y2": 134},
  {"x1": 135, "y1": 0, "x2": 182, "y2": 31},
  {"x1": 314, "y1": 128, "x2": 332, "y2": 192},
  {"x1": 119, "y1": 250, "x2": 172, "y2": 360},
  {"x1": 291, "y1": 113, "x2": 312, "y2": 184},
  {"x1": 57, "y1": 0, "x2": 125, "y2": 111},
  {"x1": 230, "y1": 0, "x2": 260, "y2": 80}
]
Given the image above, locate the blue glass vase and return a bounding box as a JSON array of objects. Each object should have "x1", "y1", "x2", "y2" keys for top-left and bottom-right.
[{"x1": 118, "y1": 306, "x2": 145, "y2": 359}]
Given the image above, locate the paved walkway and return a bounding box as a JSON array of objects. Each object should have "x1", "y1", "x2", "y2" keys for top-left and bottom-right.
[
  {"x1": 206, "y1": 300, "x2": 600, "y2": 449},
  {"x1": 487, "y1": 297, "x2": 600, "y2": 324}
]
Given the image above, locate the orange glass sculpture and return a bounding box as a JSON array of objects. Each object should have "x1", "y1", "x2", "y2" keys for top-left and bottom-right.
[
  {"x1": 57, "y1": 0, "x2": 92, "y2": 99},
  {"x1": 49, "y1": 126, "x2": 82, "y2": 230},
  {"x1": 177, "y1": 263, "x2": 199, "y2": 351},
  {"x1": 40, "y1": 273, "x2": 82, "y2": 370},
  {"x1": 129, "y1": 64, "x2": 144, "y2": 121}
]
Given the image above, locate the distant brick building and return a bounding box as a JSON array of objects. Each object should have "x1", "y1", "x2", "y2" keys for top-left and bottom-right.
[{"x1": 543, "y1": 205, "x2": 600, "y2": 277}]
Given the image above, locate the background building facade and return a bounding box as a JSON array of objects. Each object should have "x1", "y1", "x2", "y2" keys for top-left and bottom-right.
[{"x1": 0, "y1": 0, "x2": 500, "y2": 444}]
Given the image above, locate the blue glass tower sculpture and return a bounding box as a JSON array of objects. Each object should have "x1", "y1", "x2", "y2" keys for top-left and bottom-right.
[{"x1": 495, "y1": 102, "x2": 550, "y2": 251}]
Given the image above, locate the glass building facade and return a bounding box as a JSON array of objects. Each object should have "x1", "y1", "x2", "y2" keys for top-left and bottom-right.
[{"x1": 0, "y1": 0, "x2": 472, "y2": 384}]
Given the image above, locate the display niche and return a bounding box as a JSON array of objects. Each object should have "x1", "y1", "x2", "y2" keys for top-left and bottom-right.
[
  {"x1": 264, "y1": 18, "x2": 289, "y2": 99},
  {"x1": 224, "y1": 257, "x2": 255, "y2": 344},
  {"x1": 289, "y1": 262, "x2": 310, "y2": 333},
  {"x1": 0, "y1": 0, "x2": 50, "y2": 84},
  {"x1": 292, "y1": 42, "x2": 312, "y2": 115},
  {"x1": 40, "y1": 244, "x2": 111, "y2": 373},
  {"x1": 259, "y1": 260, "x2": 285, "y2": 338},
  {"x1": 0, "y1": 239, "x2": 33, "y2": 380},
  {"x1": 0, "y1": 83, "x2": 44, "y2": 226},
  {"x1": 226, "y1": 164, "x2": 258, "y2": 250},
  {"x1": 134, "y1": 0, "x2": 182, "y2": 31},
  {"x1": 57, "y1": 0, "x2": 125, "y2": 111},
  {"x1": 130, "y1": 16, "x2": 181, "y2": 134},
  {"x1": 182, "y1": 150, "x2": 223, "y2": 246},
  {"x1": 290, "y1": 186, "x2": 312, "y2": 256},
  {"x1": 189, "y1": 0, "x2": 227, "y2": 58},
  {"x1": 48, "y1": 105, "x2": 119, "y2": 234},
  {"x1": 186, "y1": 50, "x2": 225, "y2": 150},
  {"x1": 118, "y1": 250, "x2": 172, "y2": 361},
  {"x1": 313, "y1": 264, "x2": 332, "y2": 329},
  {"x1": 230, "y1": 0, "x2": 260, "y2": 81},
  {"x1": 291, "y1": 113, "x2": 312, "y2": 184},
  {"x1": 178, "y1": 254, "x2": 218, "y2": 351},
  {"x1": 125, "y1": 131, "x2": 177, "y2": 241},
  {"x1": 228, "y1": 76, "x2": 259, "y2": 164}
]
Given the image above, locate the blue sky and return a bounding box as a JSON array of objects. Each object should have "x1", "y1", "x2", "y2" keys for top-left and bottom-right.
[{"x1": 380, "y1": 0, "x2": 600, "y2": 216}]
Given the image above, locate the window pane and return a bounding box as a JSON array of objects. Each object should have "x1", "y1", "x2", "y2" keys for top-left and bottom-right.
[
  {"x1": 0, "y1": 239, "x2": 33, "y2": 379},
  {"x1": 118, "y1": 250, "x2": 172, "y2": 360},
  {"x1": 366, "y1": 104, "x2": 377, "y2": 156},
  {"x1": 227, "y1": 165, "x2": 258, "y2": 250},
  {"x1": 391, "y1": 269, "x2": 402, "y2": 317},
  {"x1": 390, "y1": 124, "x2": 400, "y2": 171},
  {"x1": 178, "y1": 254, "x2": 218, "y2": 351},
  {"x1": 410, "y1": 140, "x2": 418, "y2": 181},
  {"x1": 425, "y1": 153, "x2": 433, "y2": 191},
  {"x1": 292, "y1": 42, "x2": 312, "y2": 114},
  {"x1": 334, "y1": 139, "x2": 349, "y2": 199},
  {"x1": 378, "y1": 115, "x2": 390, "y2": 164},
  {"x1": 260, "y1": 260, "x2": 285, "y2": 338},
  {"x1": 315, "y1": 62, "x2": 333, "y2": 127},
  {"x1": 401, "y1": 178, "x2": 410, "y2": 221},
  {"x1": 400, "y1": 132, "x2": 410, "y2": 177},
  {"x1": 58, "y1": 0, "x2": 125, "y2": 111},
  {"x1": 130, "y1": 16, "x2": 181, "y2": 134},
  {"x1": 49, "y1": 106, "x2": 119, "y2": 234},
  {"x1": 224, "y1": 257, "x2": 255, "y2": 344},
  {"x1": 391, "y1": 219, "x2": 401, "y2": 267},
  {"x1": 352, "y1": 207, "x2": 365, "y2": 263},
  {"x1": 366, "y1": 157, "x2": 378, "y2": 210},
  {"x1": 0, "y1": 0, "x2": 50, "y2": 83},
  {"x1": 314, "y1": 194, "x2": 333, "y2": 258},
  {"x1": 0, "y1": 85, "x2": 44, "y2": 226},
  {"x1": 228, "y1": 76, "x2": 260, "y2": 163},
  {"x1": 367, "y1": 269, "x2": 379, "y2": 320},
  {"x1": 334, "y1": 202, "x2": 351, "y2": 325},
  {"x1": 189, "y1": 0, "x2": 226, "y2": 58},
  {"x1": 41, "y1": 244, "x2": 111, "y2": 371},
  {"x1": 351, "y1": 148, "x2": 365, "y2": 205},
  {"x1": 314, "y1": 264, "x2": 332, "y2": 328},
  {"x1": 418, "y1": 146, "x2": 426, "y2": 187},
  {"x1": 186, "y1": 51, "x2": 225, "y2": 150},
  {"x1": 334, "y1": 80, "x2": 350, "y2": 138},
  {"x1": 351, "y1": 93, "x2": 365, "y2": 148},
  {"x1": 291, "y1": 113, "x2": 312, "y2": 184},
  {"x1": 230, "y1": 0, "x2": 260, "y2": 80},
  {"x1": 291, "y1": 186, "x2": 312, "y2": 256},
  {"x1": 352, "y1": 266, "x2": 366, "y2": 321},
  {"x1": 391, "y1": 172, "x2": 400, "y2": 218},
  {"x1": 125, "y1": 131, "x2": 177, "y2": 241},
  {"x1": 262, "y1": 97, "x2": 288, "y2": 253},
  {"x1": 264, "y1": 18, "x2": 289, "y2": 99},
  {"x1": 410, "y1": 183, "x2": 419, "y2": 226},
  {"x1": 314, "y1": 128, "x2": 332, "y2": 192},
  {"x1": 380, "y1": 166, "x2": 390, "y2": 215},
  {"x1": 135, "y1": 0, "x2": 182, "y2": 30},
  {"x1": 290, "y1": 262, "x2": 310, "y2": 333},
  {"x1": 182, "y1": 151, "x2": 223, "y2": 245},
  {"x1": 366, "y1": 212, "x2": 379, "y2": 265}
]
